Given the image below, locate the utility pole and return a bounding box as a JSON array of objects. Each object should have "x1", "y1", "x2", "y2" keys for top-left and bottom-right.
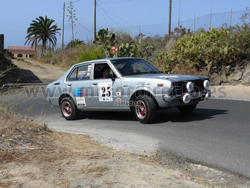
[
  {"x1": 139, "y1": 24, "x2": 141, "y2": 39},
  {"x1": 0, "y1": 34, "x2": 4, "y2": 66},
  {"x1": 194, "y1": 14, "x2": 196, "y2": 32},
  {"x1": 168, "y1": 0, "x2": 172, "y2": 37},
  {"x1": 230, "y1": 8, "x2": 233, "y2": 29},
  {"x1": 178, "y1": 0, "x2": 181, "y2": 28},
  {"x1": 210, "y1": 7, "x2": 212, "y2": 29},
  {"x1": 62, "y1": 2, "x2": 65, "y2": 49},
  {"x1": 94, "y1": 0, "x2": 96, "y2": 41}
]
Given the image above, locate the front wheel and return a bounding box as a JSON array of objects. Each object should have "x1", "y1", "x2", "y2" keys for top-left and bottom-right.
[
  {"x1": 134, "y1": 95, "x2": 156, "y2": 124},
  {"x1": 60, "y1": 97, "x2": 79, "y2": 120},
  {"x1": 177, "y1": 104, "x2": 197, "y2": 113}
]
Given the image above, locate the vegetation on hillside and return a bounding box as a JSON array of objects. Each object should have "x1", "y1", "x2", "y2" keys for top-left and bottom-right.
[
  {"x1": 157, "y1": 25, "x2": 250, "y2": 75},
  {"x1": 35, "y1": 8, "x2": 250, "y2": 76}
]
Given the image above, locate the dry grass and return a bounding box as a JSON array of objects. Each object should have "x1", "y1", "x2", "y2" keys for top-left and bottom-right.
[
  {"x1": 0, "y1": 107, "x2": 116, "y2": 186},
  {"x1": 0, "y1": 107, "x2": 114, "y2": 164},
  {"x1": 38, "y1": 45, "x2": 87, "y2": 69},
  {"x1": 81, "y1": 166, "x2": 110, "y2": 177},
  {"x1": 169, "y1": 64, "x2": 209, "y2": 76}
]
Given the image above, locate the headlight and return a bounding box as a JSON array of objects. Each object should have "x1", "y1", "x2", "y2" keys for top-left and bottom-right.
[
  {"x1": 186, "y1": 82, "x2": 194, "y2": 92},
  {"x1": 203, "y1": 80, "x2": 210, "y2": 90},
  {"x1": 169, "y1": 83, "x2": 174, "y2": 93}
]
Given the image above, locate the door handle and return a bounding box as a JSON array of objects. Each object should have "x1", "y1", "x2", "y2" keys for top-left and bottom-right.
[
  {"x1": 67, "y1": 84, "x2": 72, "y2": 87},
  {"x1": 92, "y1": 83, "x2": 97, "y2": 86}
]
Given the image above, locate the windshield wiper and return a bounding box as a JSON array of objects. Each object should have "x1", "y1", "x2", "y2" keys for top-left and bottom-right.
[
  {"x1": 124, "y1": 71, "x2": 161, "y2": 76},
  {"x1": 147, "y1": 70, "x2": 161, "y2": 74},
  {"x1": 124, "y1": 72, "x2": 141, "y2": 76}
]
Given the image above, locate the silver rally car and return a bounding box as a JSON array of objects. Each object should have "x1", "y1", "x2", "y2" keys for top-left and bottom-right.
[{"x1": 46, "y1": 57, "x2": 211, "y2": 123}]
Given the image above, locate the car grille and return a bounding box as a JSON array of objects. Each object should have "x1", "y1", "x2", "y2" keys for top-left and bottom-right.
[{"x1": 172, "y1": 79, "x2": 205, "y2": 95}]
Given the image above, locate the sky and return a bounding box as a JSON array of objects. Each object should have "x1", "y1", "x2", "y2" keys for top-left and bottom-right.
[{"x1": 0, "y1": 0, "x2": 249, "y2": 48}]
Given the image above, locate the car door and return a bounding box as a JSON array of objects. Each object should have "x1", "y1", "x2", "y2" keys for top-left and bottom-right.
[
  {"x1": 65, "y1": 63, "x2": 92, "y2": 109},
  {"x1": 89, "y1": 62, "x2": 123, "y2": 109}
]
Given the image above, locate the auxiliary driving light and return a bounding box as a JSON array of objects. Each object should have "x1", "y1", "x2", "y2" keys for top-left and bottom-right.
[
  {"x1": 205, "y1": 90, "x2": 211, "y2": 100},
  {"x1": 186, "y1": 82, "x2": 194, "y2": 92},
  {"x1": 203, "y1": 80, "x2": 210, "y2": 90},
  {"x1": 183, "y1": 93, "x2": 192, "y2": 104}
]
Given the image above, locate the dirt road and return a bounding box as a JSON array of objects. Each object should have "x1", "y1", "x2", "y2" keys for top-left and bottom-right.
[{"x1": 9, "y1": 59, "x2": 65, "y2": 84}]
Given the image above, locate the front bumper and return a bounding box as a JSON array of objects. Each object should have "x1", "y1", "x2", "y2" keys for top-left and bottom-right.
[{"x1": 163, "y1": 90, "x2": 211, "y2": 102}]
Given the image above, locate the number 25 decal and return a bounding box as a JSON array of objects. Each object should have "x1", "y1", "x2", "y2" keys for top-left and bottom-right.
[
  {"x1": 99, "y1": 83, "x2": 112, "y2": 101},
  {"x1": 101, "y1": 87, "x2": 111, "y2": 97}
]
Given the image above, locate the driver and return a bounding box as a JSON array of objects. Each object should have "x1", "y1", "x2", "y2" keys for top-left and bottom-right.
[{"x1": 100, "y1": 66, "x2": 110, "y2": 79}]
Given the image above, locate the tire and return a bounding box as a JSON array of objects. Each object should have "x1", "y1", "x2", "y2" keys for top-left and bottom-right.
[
  {"x1": 178, "y1": 104, "x2": 197, "y2": 113},
  {"x1": 60, "y1": 97, "x2": 79, "y2": 120},
  {"x1": 134, "y1": 95, "x2": 156, "y2": 124}
]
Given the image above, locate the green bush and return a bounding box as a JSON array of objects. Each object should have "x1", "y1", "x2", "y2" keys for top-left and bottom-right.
[
  {"x1": 17, "y1": 54, "x2": 23, "y2": 58},
  {"x1": 156, "y1": 26, "x2": 250, "y2": 75},
  {"x1": 231, "y1": 24, "x2": 250, "y2": 59},
  {"x1": 76, "y1": 47, "x2": 105, "y2": 63},
  {"x1": 66, "y1": 39, "x2": 84, "y2": 49}
]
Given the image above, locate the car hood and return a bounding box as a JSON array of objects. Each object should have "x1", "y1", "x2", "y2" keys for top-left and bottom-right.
[{"x1": 124, "y1": 74, "x2": 207, "y2": 82}]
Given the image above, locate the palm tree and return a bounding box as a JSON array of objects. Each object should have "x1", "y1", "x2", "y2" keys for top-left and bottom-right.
[{"x1": 25, "y1": 16, "x2": 61, "y2": 54}]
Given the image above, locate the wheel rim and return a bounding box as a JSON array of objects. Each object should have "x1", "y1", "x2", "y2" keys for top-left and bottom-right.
[
  {"x1": 135, "y1": 100, "x2": 146, "y2": 119},
  {"x1": 62, "y1": 101, "x2": 72, "y2": 117}
]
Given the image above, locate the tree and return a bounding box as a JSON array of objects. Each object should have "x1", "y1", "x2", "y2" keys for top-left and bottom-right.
[
  {"x1": 25, "y1": 16, "x2": 61, "y2": 54},
  {"x1": 241, "y1": 7, "x2": 250, "y2": 24},
  {"x1": 66, "y1": 39, "x2": 84, "y2": 49},
  {"x1": 67, "y1": 1, "x2": 78, "y2": 41}
]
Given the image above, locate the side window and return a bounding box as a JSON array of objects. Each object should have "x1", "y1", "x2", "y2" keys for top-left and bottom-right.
[
  {"x1": 68, "y1": 64, "x2": 91, "y2": 81},
  {"x1": 94, "y1": 63, "x2": 116, "y2": 79},
  {"x1": 77, "y1": 64, "x2": 91, "y2": 80},
  {"x1": 68, "y1": 68, "x2": 78, "y2": 81}
]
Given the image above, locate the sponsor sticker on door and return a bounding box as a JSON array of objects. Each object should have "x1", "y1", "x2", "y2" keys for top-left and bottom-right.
[{"x1": 76, "y1": 87, "x2": 86, "y2": 106}]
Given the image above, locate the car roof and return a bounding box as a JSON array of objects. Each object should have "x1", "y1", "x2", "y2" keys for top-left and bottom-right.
[{"x1": 75, "y1": 57, "x2": 140, "y2": 66}]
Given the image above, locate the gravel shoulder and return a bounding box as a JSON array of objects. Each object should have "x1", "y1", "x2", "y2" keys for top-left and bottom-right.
[{"x1": 211, "y1": 85, "x2": 250, "y2": 101}]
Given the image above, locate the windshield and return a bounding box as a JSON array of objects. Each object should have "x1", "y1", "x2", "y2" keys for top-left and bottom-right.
[{"x1": 111, "y1": 59, "x2": 161, "y2": 76}]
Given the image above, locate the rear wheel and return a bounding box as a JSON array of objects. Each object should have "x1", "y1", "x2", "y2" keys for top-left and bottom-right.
[
  {"x1": 134, "y1": 95, "x2": 156, "y2": 124},
  {"x1": 178, "y1": 104, "x2": 197, "y2": 113},
  {"x1": 60, "y1": 97, "x2": 79, "y2": 120}
]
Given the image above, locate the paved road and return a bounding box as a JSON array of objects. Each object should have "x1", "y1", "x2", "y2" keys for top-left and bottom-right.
[{"x1": 3, "y1": 90, "x2": 250, "y2": 178}]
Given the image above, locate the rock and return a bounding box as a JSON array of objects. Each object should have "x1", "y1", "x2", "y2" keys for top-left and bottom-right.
[
  {"x1": 245, "y1": 63, "x2": 250, "y2": 71},
  {"x1": 210, "y1": 73, "x2": 220, "y2": 85},
  {"x1": 220, "y1": 73, "x2": 228, "y2": 83},
  {"x1": 228, "y1": 71, "x2": 243, "y2": 81},
  {"x1": 226, "y1": 65, "x2": 231, "y2": 70},
  {"x1": 228, "y1": 80, "x2": 241, "y2": 85},
  {"x1": 241, "y1": 71, "x2": 250, "y2": 85}
]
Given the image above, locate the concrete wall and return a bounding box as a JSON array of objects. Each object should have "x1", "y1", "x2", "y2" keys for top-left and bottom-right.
[{"x1": 9, "y1": 50, "x2": 37, "y2": 58}]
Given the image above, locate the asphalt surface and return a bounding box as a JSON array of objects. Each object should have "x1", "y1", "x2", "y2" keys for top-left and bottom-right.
[{"x1": 3, "y1": 90, "x2": 250, "y2": 178}]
